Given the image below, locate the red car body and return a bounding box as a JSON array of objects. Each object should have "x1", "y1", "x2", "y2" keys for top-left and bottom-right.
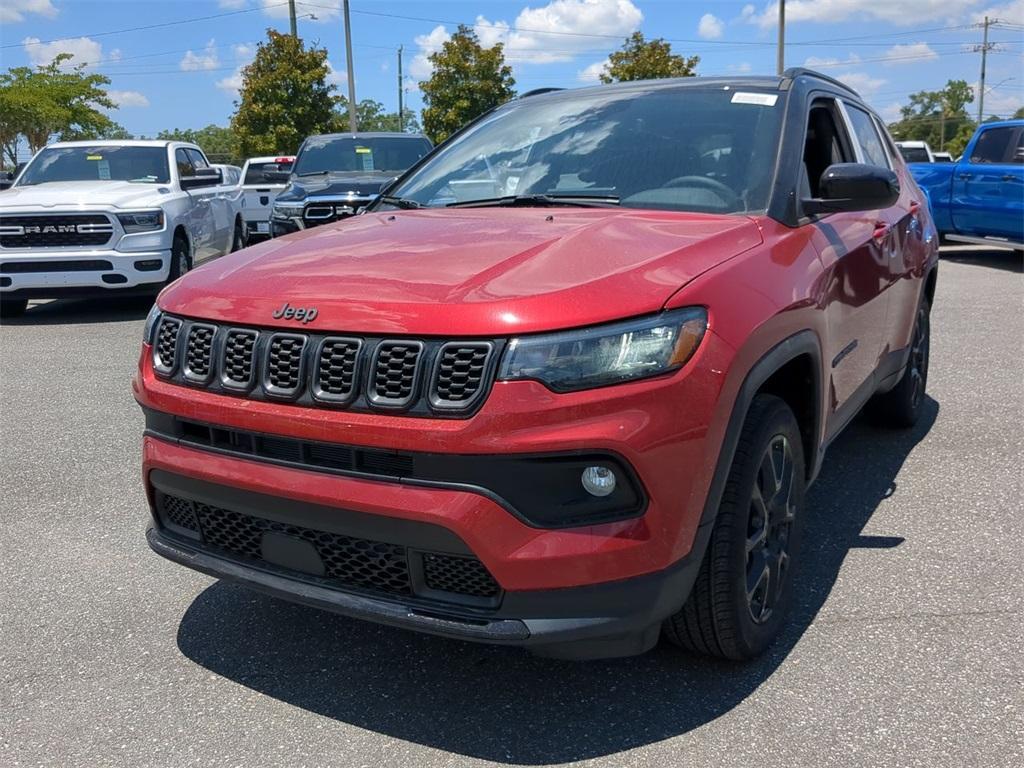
[{"x1": 135, "y1": 71, "x2": 939, "y2": 659}]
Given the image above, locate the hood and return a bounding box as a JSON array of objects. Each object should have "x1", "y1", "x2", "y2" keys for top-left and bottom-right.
[
  {"x1": 161, "y1": 208, "x2": 762, "y2": 336},
  {"x1": 0, "y1": 180, "x2": 171, "y2": 210},
  {"x1": 276, "y1": 171, "x2": 394, "y2": 203}
]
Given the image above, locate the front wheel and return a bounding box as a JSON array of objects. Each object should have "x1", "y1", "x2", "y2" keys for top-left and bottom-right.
[
  {"x1": 231, "y1": 218, "x2": 246, "y2": 252},
  {"x1": 664, "y1": 394, "x2": 806, "y2": 660},
  {"x1": 166, "y1": 235, "x2": 191, "y2": 286}
]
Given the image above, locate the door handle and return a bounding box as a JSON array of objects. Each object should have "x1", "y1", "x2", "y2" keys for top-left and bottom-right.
[
  {"x1": 1001, "y1": 174, "x2": 1018, "y2": 181},
  {"x1": 909, "y1": 200, "x2": 922, "y2": 215},
  {"x1": 873, "y1": 220, "x2": 891, "y2": 241},
  {"x1": 957, "y1": 172, "x2": 973, "y2": 180}
]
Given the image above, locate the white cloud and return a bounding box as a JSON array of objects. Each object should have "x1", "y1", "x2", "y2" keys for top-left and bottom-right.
[
  {"x1": 412, "y1": 0, "x2": 643, "y2": 78},
  {"x1": 883, "y1": 42, "x2": 939, "y2": 64},
  {"x1": 218, "y1": 0, "x2": 248, "y2": 8},
  {"x1": 261, "y1": 0, "x2": 340, "y2": 22},
  {"x1": 834, "y1": 71, "x2": 887, "y2": 97},
  {"x1": 698, "y1": 13, "x2": 724, "y2": 39},
  {"x1": 23, "y1": 36, "x2": 103, "y2": 68},
  {"x1": 232, "y1": 43, "x2": 255, "y2": 61},
  {"x1": 727, "y1": 61, "x2": 753, "y2": 73},
  {"x1": 971, "y1": 0, "x2": 1024, "y2": 24},
  {"x1": 804, "y1": 53, "x2": 861, "y2": 67},
  {"x1": 1, "y1": 0, "x2": 57, "y2": 24},
  {"x1": 578, "y1": 58, "x2": 609, "y2": 82},
  {"x1": 878, "y1": 102, "x2": 903, "y2": 122},
  {"x1": 326, "y1": 61, "x2": 348, "y2": 88},
  {"x1": 108, "y1": 90, "x2": 150, "y2": 108},
  {"x1": 745, "y1": 1, "x2": 981, "y2": 28},
  {"x1": 180, "y1": 39, "x2": 220, "y2": 71}
]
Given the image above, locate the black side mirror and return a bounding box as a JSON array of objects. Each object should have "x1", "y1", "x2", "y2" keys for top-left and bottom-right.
[
  {"x1": 180, "y1": 167, "x2": 222, "y2": 190},
  {"x1": 802, "y1": 163, "x2": 899, "y2": 215},
  {"x1": 263, "y1": 169, "x2": 291, "y2": 183}
]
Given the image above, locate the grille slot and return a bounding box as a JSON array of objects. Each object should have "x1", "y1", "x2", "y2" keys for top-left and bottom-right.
[
  {"x1": 431, "y1": 343, "x2": 493, "y2": 409},
  {"x1": 0, "y1": 259, "x2": 114, "y2": 273},
  {"x1": 221, "y1": 329, "x2": 258, "y2": 390},
  {"x1": 264, "y1": 333, "x2": 307, "y2": 397},
  {"x1": 0, "y1": 214, "x2": 113, "y2": 248},
  {"x1": 423, "y1": 553, "x2": 501, "y2": 598},
  {"x1": 183, "y1": 324, "x2": 217, "y2": 383},
  {"x1": 369, "y1": 341, "x2": 423, "y2": 408},
  {"x1": 153, "y1": 317, "x2": 182, "y2": 375},
  {"x1": 161, "y1": 495, "x2": 200, "y2": 532},
  {"x1": 313, "y1": 337, "x2": 362, "y2": 404}
]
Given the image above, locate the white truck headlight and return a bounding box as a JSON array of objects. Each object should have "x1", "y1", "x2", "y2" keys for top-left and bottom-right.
[
  {"x1": 272, "y1": 203, "x2": 304, "y2": 220},
  {"x1": 118, "y1": 210, "x2": 164, "y2": 233},
  {"x1": 498, "y1": 308, "x2": 707, "y2": 393}
]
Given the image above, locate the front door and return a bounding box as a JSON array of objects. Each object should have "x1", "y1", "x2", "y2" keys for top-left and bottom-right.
[{"x1": 952, "y1": 125, "x2": 1024, "y2": 241}]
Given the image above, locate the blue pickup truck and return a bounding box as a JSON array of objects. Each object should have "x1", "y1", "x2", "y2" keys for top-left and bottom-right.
[{"x1": 909, "y1": 119, "x2": 1023, "y2": 249}]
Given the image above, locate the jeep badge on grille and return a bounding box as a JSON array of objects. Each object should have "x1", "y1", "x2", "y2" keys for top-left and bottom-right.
[{"x1": 272, "y1": 302, "x2": 318, "y2": 323}]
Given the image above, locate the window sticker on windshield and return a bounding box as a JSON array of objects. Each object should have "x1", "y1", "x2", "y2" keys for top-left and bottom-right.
[
  {"x1": 97, "y1": 160, "x2": 111, "y2": 180},
  {"x1": 731, "y1": 92, "x2": 778, "y2": 106},
  {"x1": 355, "y1": 147, "x2": 371, "y2": 154},
  {"x1": 86, "y1": 154, "x2": 103, "y2": 160},
  {"x1": 355, "y1": 147, "x2": 374, "y2": 171}
]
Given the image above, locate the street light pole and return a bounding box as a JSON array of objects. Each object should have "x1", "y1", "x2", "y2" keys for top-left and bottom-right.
[
  {"x1": 288, "y1": 0, "x2": 297, "y2": 38},
  {"x1": 977, "y1": 16, "x2": 990, "y2": 123},
  {"x1": 397, "y1": 46, "x2": 404, "y2": 133},
  {"x1": 777, "y1": 0, "x2": 785, "y2": 76},
  {"x1": 343, "y1": 0, "x2": 357, "y2": 133}
]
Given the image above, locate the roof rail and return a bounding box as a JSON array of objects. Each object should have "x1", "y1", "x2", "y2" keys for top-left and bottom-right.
[
  {"x1": 518, "y1": 87, "x2": 564, "y2": 99},
  {"x1": 782, "y1": 67, "x2": 859, "y2": 96}
]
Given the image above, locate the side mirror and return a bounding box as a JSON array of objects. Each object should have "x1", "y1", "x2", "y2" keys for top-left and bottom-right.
[
  {"x1": 802, "y1": 163, "x2": 899, "y2": 215},
  {"x1": 180, "y1": 167, "x2": 222, "y2": 190},
  {"x1": 4, "y1": 172, "x2": 12, "y2": 181},
  {"x1": 263, "y1": 169, "x2": 291, "y2": 183}
]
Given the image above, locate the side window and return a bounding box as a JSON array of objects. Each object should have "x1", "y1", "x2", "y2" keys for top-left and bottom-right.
[
  {"x1": 186, "y1": 148, "x2": 210, "y2": 170},
  {"x1": 844, "y1": 104, "x2": 890, "y2": 168},
  {"x1": 970, "y1": 127, "x2": 1016, "y2": 164},
  {"x1": 1013, "y1": 130, "x2": 1024, "y2": 165},
  {"x1": 873, "y1": 114, "x2": 902, "y2": 166},
  {"x1": 175, "y1": 148, "x2": 194, "y2": 178},
  {"x1": 803, "y1": 99, "x2": 855, "y2": 198}
]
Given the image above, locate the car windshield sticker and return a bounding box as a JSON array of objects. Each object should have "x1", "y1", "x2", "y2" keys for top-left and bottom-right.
[
  {"x1": 86, "y1": 154, "x2": 103, "y2": 160},
  {"x1": 355, "y1": 147, "x2": 374, "y2": 171},
  {"x1": 731, "y1": 92, "x2": 779, "y2": 106},
  {"x1": 97, "y1": 160, "x2": 111, "y2": 179}
]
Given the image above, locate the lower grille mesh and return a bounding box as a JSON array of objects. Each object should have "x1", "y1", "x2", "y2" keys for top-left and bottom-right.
[{"x1": 156, "y1": 493, "x2": 500, "y2": 601}]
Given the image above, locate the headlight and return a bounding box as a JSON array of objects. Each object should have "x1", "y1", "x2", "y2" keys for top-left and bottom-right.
[
  {"x1": 498, "y1": 308, "x2": 707, "y2": 393},
  {"x1": 272, "y1": 203, "x2": 304, "y2": 219},
  {"x1": 143, "y1": 304, "x2": 162, "y2": 344},
  {"x1": 118, "y1": 210, "x2": 164, "y2": 233}
]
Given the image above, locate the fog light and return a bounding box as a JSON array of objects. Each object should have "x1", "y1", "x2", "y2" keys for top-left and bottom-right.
[{"x1": 581, "y1": 466, "x2": 616, "y2": 497}]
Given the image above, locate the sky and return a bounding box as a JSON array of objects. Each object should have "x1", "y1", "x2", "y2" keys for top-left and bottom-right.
[{"x1": 1, "y1": 0, "x2": 1022, "y2": 147}]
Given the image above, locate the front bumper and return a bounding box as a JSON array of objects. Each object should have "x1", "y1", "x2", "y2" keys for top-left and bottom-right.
[
  {"x1": 146, "y1": 471, "x2": 708, "y2": 659},
  {"x1": 0, "y1": 248, "x2": 170, "y2": 296}
]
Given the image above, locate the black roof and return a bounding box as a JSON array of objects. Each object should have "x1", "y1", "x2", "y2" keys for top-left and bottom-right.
[{"x1": 306, "y1": 132, "x2": 430, "y2": 140}]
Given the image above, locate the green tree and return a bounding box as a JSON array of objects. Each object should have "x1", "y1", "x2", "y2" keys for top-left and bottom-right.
[
  {"x1": 888, "y1": 79, "x2": 974, "y2": 151},
  {"x1": 600, "y1": 32, "x2": 699, "y2": 83},
  {"x1": 158, "y1": 125, "x2": 236, "y2": 162},
  {"x1": 333, "y1": 98, "x2": 421, "y2": 133},
  {"x1": 419, "y1": 25, "x2": 515, "y2": 144},
  {"x1": 1014, "y1": 106, "x2": 1024, "y2": 119},
  {"x1": 0, "y1": 54, "x2": 115, "y2": 164},
  {"x1": 230, "y1": 30, "x2": 337, "y2": 157}
]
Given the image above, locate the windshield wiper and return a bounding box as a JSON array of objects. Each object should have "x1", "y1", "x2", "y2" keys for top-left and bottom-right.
[
  {"x1": 378, "y1": 195, "x2": 422, "y2": 209},
  {"x1": 446, "y1": 193, "x2": 620, "y2": 209},
  {"x1": 297, "y1": 170, "x2": 330, "y2": 177}
]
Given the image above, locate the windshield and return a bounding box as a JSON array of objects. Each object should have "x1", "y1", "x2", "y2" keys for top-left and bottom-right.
[
  {"x1": 244, "y1": 160, "x2": 293, "y2": 185},
  {"x1": 293, "y1": 136, "x2": 432, "y2": 175},
  {"x1": 386, "y1": 86, "x2": 785, "y2": 214},
  {"x1": 899, "y1": 146, "x2": 930, "y2": 163},
  {"x1": 17, "y1": 146, "x2": 171, "y2": 185}
]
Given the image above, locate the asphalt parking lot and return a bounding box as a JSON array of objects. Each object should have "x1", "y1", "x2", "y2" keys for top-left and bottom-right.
[{"x1": 1, "y1": 245, "x2": 1022, "y2": 768}]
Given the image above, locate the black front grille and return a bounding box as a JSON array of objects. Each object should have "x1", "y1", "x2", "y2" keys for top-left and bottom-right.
[
  {"x1": 423, "y1": 553, "x2": 501, "y2": 598},
  {"x1": 0, "y1": 214, "x2": 113, "y2": 248},
  {"x1": 222, "y1": 329, "x2": 258, "y2": 388},
  {"x1": 183, "y1": 324, "x2": 216, "y2": 382},
  {"x1": 265, "y1": 334, "x2": 306, "y2": 394},
  {"x1": 370, "y1": 342, "x2": 423, "y2": 407},
  {"x1": 0, "y1": 259, "x2": 113, "y2": 273},
  {"x1": 152, "y1": 315, "x2": 500, "y2": 417},
  {"x1": 156, "y1": 492, "x2": 501, "y2": 601},
  {"x1": 154, "y1": 317, "x2": 181, "y2": 374}
]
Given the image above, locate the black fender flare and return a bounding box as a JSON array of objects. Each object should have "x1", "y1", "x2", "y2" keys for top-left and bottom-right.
[{"x1": 697, "y1": 330, "x2": 824, "y2": 529}]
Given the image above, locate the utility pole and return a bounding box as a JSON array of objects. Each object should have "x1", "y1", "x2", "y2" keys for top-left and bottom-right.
[
  {"x1": 288, "y1": 0, "x2": 297, "y2": 38},
  {"x1": 977, "y1": 16, "x2": 991, "y2": 123},
  {"x1": 397, "y1": 46, "x2": 404, "y2": 133},
  {"x1": 343, "y1": 0, "x2": 357, "y2": 133},
  {"x1": 776, "y1": 0, "x2": 785, "y2": 76}
]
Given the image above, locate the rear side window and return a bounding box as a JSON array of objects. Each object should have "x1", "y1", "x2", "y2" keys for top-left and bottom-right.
[
  {"x1": 844, "y1": 104, "x2": 890, "y2": 168},
  {"x1": 186, "y1": 148, "x2": 210, "y2": 170},
  {"x1": 175, "y1": 148, "x2": 194, "y2": 178},
  {"x1": 244, "y1": 161, "x2": 293, "y2": 185},
  {"x1": 970, "y1": 127, "x2": 1016, "y2": 164}
]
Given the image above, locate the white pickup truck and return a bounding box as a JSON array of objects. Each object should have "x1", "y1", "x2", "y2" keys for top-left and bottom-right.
[
  {"x1": 239, "y1": 155, "x2": 294, "y2": 242},
  {"x1": 0, "y1": 140, "x2": 246, "y2": 317}
]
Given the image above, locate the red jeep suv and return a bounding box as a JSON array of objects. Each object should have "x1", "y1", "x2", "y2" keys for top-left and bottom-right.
[{"x1": 134, "y1": 69, "x2": 938, "y2": 660}]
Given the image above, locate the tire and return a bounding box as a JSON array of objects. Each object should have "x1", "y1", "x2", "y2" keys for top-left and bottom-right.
[
  {"x1": 664, "y1": 394, "x2": 806, "y2": 660},
  {"x1": 167, "y1": 234, "x2": 191, "y2": 285},
  {"x1": 0, "y1": 298, "x2": 28, "y2": 319},
  {"x1": 868, "y1": 298, "x2": 930, "y2": 429},
  {"x1": 231, "y1": 217, "x2": 246, "y2": 252}
]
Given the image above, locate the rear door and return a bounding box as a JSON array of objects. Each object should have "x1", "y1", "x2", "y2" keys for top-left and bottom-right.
[
  {"x1": 176, "y1": 148, "x2": 214, "y2": 262},
  {"x1": 952, "y1": 125, "x2": 1024, "y2": 241},
  {"x1": 186, "y1": 148, "x2": 232, "y2": 256},
  {"x1": 802, "y1": 97, "x2": 891, "y2": 421}
]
